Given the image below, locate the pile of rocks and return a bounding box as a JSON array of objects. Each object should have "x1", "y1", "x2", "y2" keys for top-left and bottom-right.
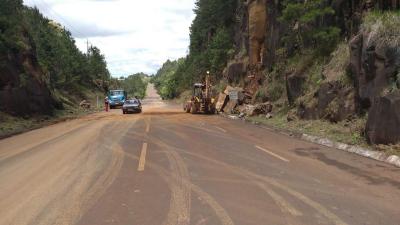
[{"x1": 216, "y1": 85, "x2": 273, "y2": 118}]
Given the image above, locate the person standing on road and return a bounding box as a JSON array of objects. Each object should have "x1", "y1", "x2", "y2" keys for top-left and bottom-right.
[{"x1": 104, "y1": 96, "x2": 109, "y2": 112}]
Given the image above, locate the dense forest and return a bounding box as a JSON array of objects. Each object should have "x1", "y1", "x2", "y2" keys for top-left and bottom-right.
[{"x1": 0, "y1": 0, "x2": 111, "y2": 116}]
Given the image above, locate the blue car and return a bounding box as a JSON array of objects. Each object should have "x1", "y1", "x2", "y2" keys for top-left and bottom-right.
[{"x1": 108, "y1": 90, "x2": 127, "y2": 109}]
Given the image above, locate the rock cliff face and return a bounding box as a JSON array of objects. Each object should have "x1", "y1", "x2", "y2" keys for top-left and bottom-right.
[
  {"x1": 349, "y1": 13, "x2": 400, "y2": 144},
  {"x1": 350, "y1": 27, "x2": 400, "y2": 111},
  {"x1": 224, "y1": 0, "x2": 400, "y2": 144},
  {"x1": 0, "y1": 31, "x2": 57, "y2": 116},
  {"x1": 248, "y1": 0, "x2": 267, "y2": 66}
]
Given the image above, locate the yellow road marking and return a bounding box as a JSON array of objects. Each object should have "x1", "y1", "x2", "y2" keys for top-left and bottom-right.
[
  {"x1": 146, "y1": 117, "x2": 151, "y2": 133},
  {"x1": 214, "y1": 126, "x2": 227, "y2": 133},
  {"x1": 138, "y1": 143, "x2": 148, "y2": 171},
  {"x1": 255, "y1": 145, "x2": 290, "y2": 162}
]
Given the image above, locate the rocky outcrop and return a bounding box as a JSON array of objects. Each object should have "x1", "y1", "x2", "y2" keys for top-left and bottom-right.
[
  {"x1": 349, "y1": 13, "x2": 400, "y2": 144},
  {"x1": 0, "y1": 32, "x2": 57, "y2": 116},
  {"x1": 248, "y1": 0, "x2": 267, "y2": 66},
  {"x1": 286, "y1": 73, "x2": 305, "y2": 105},
  {"x1": 350, "y1": 32, "x2": 399, "y2": 112},
  {"x1": 222, "y1": 0, "x2": 400, "y2": 144},
  {"x1": 297, "y1": 82, "x2": 356, "y2": 122},
  {"x1": 366, "y1": 92, "x2": 400, "y2": 144}
]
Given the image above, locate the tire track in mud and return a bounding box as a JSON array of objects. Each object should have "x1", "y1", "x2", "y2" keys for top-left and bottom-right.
[
  {"x1": 163, "y1": 150, "x2": 192, "y2": 225},
  {"x1": 143, "y1": 115, "x2": 192, "y2": 225},
  {"x1": 155, "y1": 126, "x2": 347, "y2": 225},
  {"x1": 155, "y1": 126, "x2": 303, "y2": 217},
  {"x1": 134, "y1": 121, "x2": 235, "y2": 225},
  {"x1": 118, "y1": 147, "x2": 235, "y2": 225},
  {"x1": 2, "y1": 120, "x2": 135, "y2": 225},
  {"x1": 170, "y1": 143, "x2": 348, "y2": 225}
]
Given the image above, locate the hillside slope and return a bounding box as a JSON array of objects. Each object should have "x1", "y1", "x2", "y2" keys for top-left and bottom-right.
[
  {"x1": 0, "y1": 0, "x2": 110, "y2": 116},
  {"x1": 154, "y1": 0, "x2": 400, "y2": 146}
]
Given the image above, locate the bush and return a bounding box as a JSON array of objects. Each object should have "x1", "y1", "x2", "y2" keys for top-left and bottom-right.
[{"x1": 362, "y1": 11, "x2": 400, "y2": 48}]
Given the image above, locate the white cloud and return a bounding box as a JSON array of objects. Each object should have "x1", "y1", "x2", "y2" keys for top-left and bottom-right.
[{"x1": 23, "y1": 0, "x2": 195, "y2": 77}]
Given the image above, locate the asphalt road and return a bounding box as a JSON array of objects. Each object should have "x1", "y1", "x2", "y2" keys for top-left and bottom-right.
[{"x1": 0, "y1": 84, "x2": 399, "y2": 225}]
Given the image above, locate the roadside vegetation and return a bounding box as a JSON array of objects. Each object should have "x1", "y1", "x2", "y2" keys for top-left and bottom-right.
[
  {"x1": 115, "y1": 73, "x2": 149, "y2": 99},
  {"x1": 0, "y1": 0, "x2": 111, "y2": 103},
  {"x1": 0, "y1": 0, "x2": 113, "y2": 137},
  {"x1": 151, "y1": 0, "x2": 237, "y2": 99}
]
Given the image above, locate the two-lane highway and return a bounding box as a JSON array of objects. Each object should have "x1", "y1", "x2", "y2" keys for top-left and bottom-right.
[{"x1": 0, "y1": 84, "x2": 399, "y2": 225}]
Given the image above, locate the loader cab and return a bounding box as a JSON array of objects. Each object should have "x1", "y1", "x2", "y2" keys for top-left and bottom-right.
[{"x1": 193, "y1": 83, "x2": 205, "y2": 99}]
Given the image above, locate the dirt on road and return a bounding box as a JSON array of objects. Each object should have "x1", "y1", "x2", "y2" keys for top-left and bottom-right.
[{"x1": 0, "y1": 84, "x2": 399, "y2": 225}]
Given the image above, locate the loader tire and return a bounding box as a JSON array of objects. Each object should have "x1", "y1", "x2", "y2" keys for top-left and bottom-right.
[
  {"x1": 185, "y1": 105, "x2": 191, "y2": 113},
  {"x1": 190, "y1": 104, "x2": 197, "y2": 114}
]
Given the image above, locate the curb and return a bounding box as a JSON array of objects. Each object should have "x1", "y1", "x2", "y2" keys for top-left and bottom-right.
[
  {"x1": 301, "y1": 134, "x2": 400, "y2": 168},
  {"x1": 220, "y1": 113, "x2": 400, "y2": 168}
]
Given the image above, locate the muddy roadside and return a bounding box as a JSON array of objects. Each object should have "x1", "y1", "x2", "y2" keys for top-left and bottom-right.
[{"x1": 0, "y1": 107, "x2": 104, "y2": 140}]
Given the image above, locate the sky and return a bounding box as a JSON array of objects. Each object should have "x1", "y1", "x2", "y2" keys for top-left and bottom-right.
[{"x1": 23, "y1": 0, "x2": 196, "y2": 77}]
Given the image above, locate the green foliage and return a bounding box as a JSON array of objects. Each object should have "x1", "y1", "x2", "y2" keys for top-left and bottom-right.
[
  {"x1": 267, "y1": 82, "x2": 285, "y2": 102},
  {"x1": 24, "y1": 7, "x2": 110, "y2": 91},
  {"x1": 121, "y1": 73, "x2": 148, "y2": 99},
  {"x1": 207, "y1": 28, "x2": 234, "y2": 72},
  {"x1": 153, "y1": 0, "x2": 237, "y2": 99},
  {"x1": 280, "y1": 0, "x2": 340, "y2": 54},
  {"x1": 151, "y1": 59, "x2": 184, "y2": 99},
  {"x1": 0, "y1": 0, "x2": 25, "y2": 53},
  {"x1": 0, "y1": 1, "x2": 111, "y2": 114}
]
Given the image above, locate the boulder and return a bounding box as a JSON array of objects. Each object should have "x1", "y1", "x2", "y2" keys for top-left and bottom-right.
[
  {"x1": 216, "y1": 93, "x2": 229, "y2": 112},
  {"x1": 286, "y1": 73, "x2": 306, "y2": 105},
  {"x1": 224, "y1": 100, "x2": 238, "y2": 114},
  {"x1": 366, "y1": 92, "x2": 400, "y2": 145},
  {"x1": 224, "y1": 86, "x2": 245, "y2": 104},
  {"x1": 241, "y1": 102, "x2": 273, "y2": 116}
]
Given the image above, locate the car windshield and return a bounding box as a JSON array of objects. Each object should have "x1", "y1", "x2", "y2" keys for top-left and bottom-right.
[
  {"x1": 126, "y1": 100, "x2": 138, "y2": 104},
  {"x1": 110, "y1": 91, "x2": 123, "y2": 96}
]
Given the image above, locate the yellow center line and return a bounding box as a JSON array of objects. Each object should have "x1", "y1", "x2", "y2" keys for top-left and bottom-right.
[
  {"x1": 255, "y1": 145, "x2": 290, "y2": 162},
  {"x1": 146, "y1": 117, "x2": 151, "y2": 133},
  {"x1": 138, "y1": 143, "x2": 148, "y2": 171}
]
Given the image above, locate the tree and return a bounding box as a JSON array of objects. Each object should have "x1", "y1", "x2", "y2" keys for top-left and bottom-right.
[{"x1": 280, "y1": 0, "x2": 340, "y2": 54}]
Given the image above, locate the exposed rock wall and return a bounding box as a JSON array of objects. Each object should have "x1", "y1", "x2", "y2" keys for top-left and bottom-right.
[
  {"x1": 248, "y1": 0, "x2": 267, "y2": 66},
  {"x1": 350, "y1": 31, "x2": 400, "y2": 112},
  {"x1": 224, "y1": 0, "x2": 400, "y2": 144},
  {"x1": 0, "y1": 31, "x2": 57, "y2": 116}
]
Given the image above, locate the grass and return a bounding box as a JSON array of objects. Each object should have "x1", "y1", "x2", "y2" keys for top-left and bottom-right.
[
  {"x1": 324, "y1": 41, "x2": 352, "y2": 85},
  {"x1": 246, "y1": 112, "x2": 400, "y2": 156},
  {"x1": 362, "y1": 11, "x2": 400, "y2": 48},
  {"x1": 247, "y1": 111, "x2": 367, "y2": 146}
]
